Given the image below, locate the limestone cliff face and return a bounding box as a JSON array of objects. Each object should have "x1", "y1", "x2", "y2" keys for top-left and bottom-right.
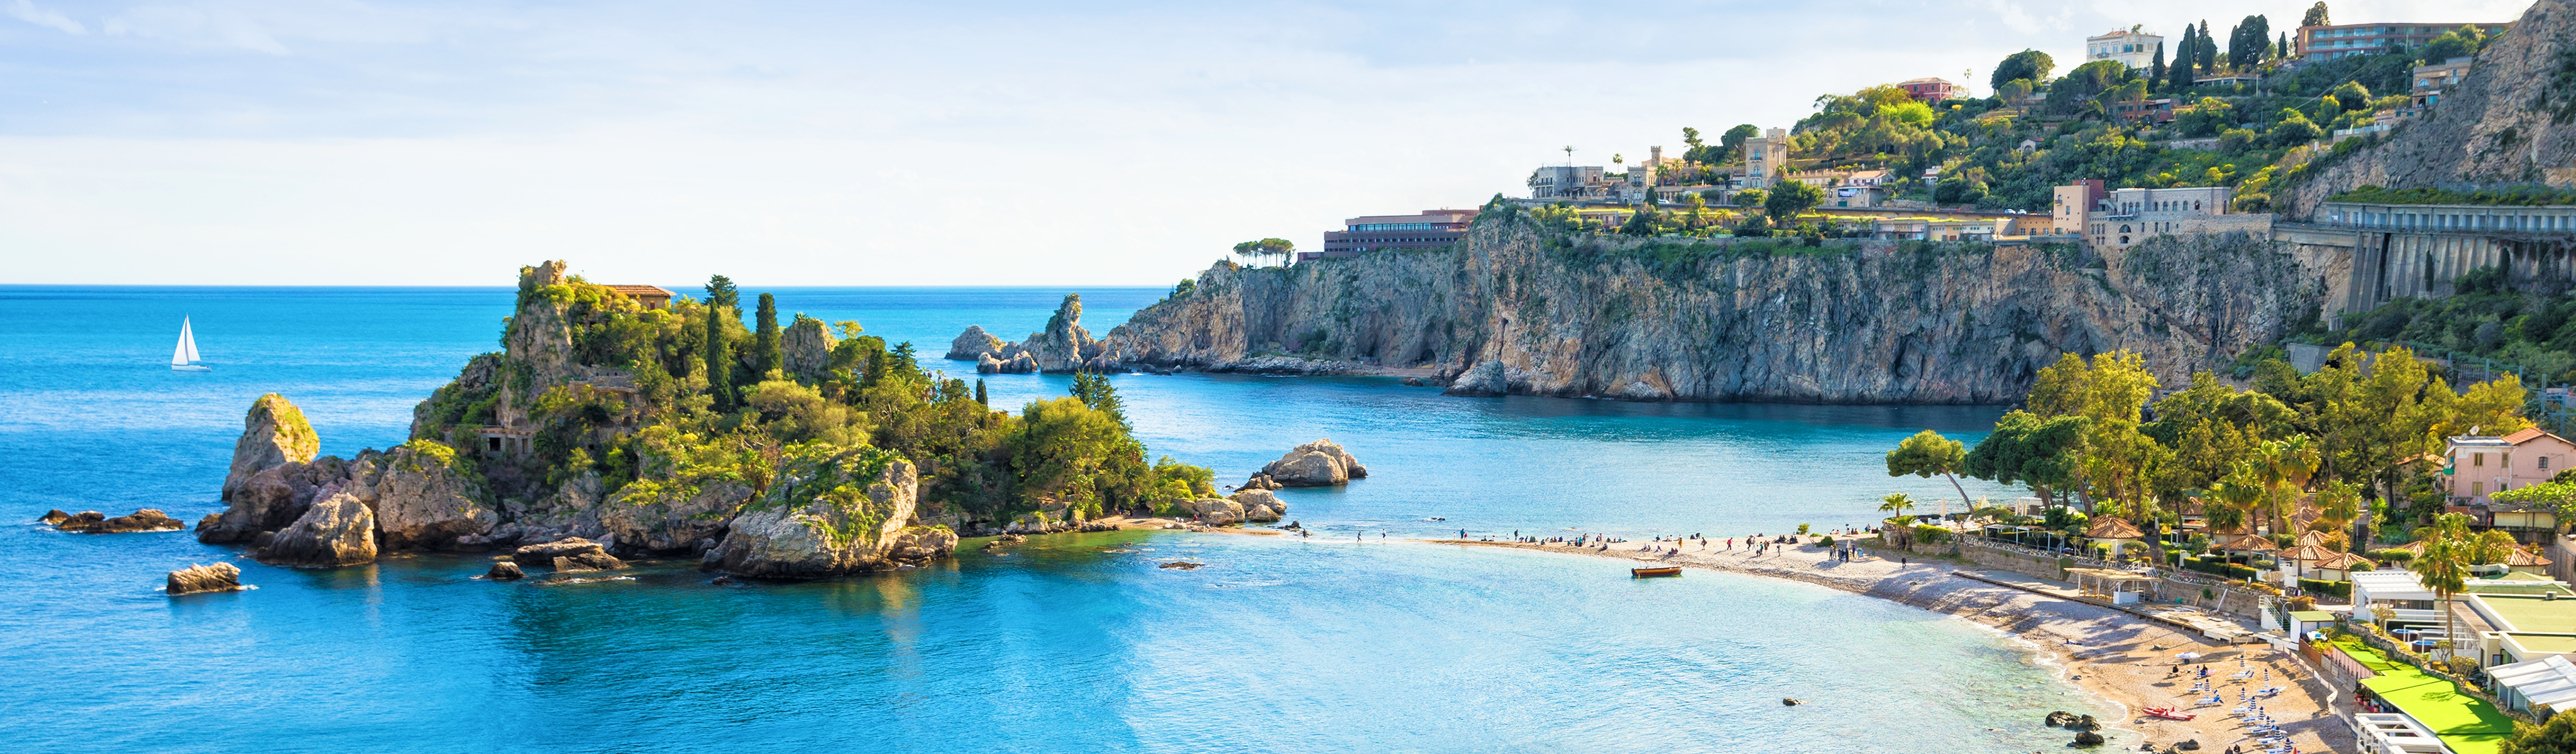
[
  {"x1": 702, "y1": 450, "x2": 954, "y2": 578},
  {"x1": 969, "y1": 295, "x2": 1118, "y2": 374},
  {"x1": 2281, "y1": 0, "x2": 2576, "y2": 217},
  {"x1": 1106, "y1": 216, "x2": 2335, "y2": 403}
]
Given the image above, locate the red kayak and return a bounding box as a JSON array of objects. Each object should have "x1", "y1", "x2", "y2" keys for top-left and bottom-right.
[{"x1": 2142, "y1": 706, "x2": 2196, "y2": 721}]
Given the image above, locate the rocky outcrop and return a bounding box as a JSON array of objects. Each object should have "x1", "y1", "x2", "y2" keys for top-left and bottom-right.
[
  {"x1": 1103, "y1": 214, "x2": 2332, "y2": 403},
  {"x1": 350, "y1": 442, "x2": 497, "y2": 550},
  {"x1": 223, "y1": 393, "x2": 320, "y2": 503},
  {"x1": 884, "y1": 525, "x2": 960, "y2": 566},
  {"x1": 485, "y1": 560, "x2": 526, "y2": 580},
  {"x1": 947, "y1": 325, "x2": 1006, "y2": 361},
  {"x1": 965, "y1": 294, "x2": 1119, "y2": 374},
  {"x1": 166, "y1": 562, "x2": 246, "y2": 595},
  {"x1": 197, "y1": 456, "x2": 355, "y2": 544},
  {"x1": 512, "y1": 537, "x2": 627, "y2": 571},
  {"x1": 1177, "y1": 497, "x2": 1244, "y2": 525},
  {"x1": 2279, "y1": 0, "x2": 2576, "y2": 217},
  {"x1": 781, "y1": 315, "x2": 839, "y2": 381},
  {"x1": 53, "y1": 509, "x2": 185, "y2": 533},
  {"x1": 702, "y1": 449, "x2": 928, "y2": 578},
  {"x1": 256, "y1": 491, "x2": 378, "y2": 567},
  {"x1": 1230, "y1": 488, "x2": 1285, "y2": 523},
  {"x1": 598, "y1": 479, "x2": 753, "y2": 555},
  {"x1": 1260, "y1": 440, "x2": 1367, "y2": 486}
]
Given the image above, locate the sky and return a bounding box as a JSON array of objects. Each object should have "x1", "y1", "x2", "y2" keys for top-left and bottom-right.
[{"x1": 0, "y1": 0, "x2": 2535, "y2": 287}]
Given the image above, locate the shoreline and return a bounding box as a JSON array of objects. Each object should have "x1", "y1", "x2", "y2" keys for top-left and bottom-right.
[{"x1": 1426, "y1": 534, "x2": 2355, "y2": 753}]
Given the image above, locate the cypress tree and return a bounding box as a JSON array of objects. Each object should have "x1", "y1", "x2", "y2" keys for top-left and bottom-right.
[
  {"x1": 755, "y1": 292, "x2": 781, "y2": 379},
  {"x1": 2196, "y1": 21, "x2": 2217, "y2": 74},
  {"x1": 2149, "y1": 42, "x2": 2166, "y2": 90},
  {"x1": 974, "y1": 378, "x2": 988, "y2": 406},
  {"x1": 2172, "y1": 25, "x2": 2199, "y2": 90},
  {"x1": 703, "y1": 275, "x2": 739, "y2": 410}
]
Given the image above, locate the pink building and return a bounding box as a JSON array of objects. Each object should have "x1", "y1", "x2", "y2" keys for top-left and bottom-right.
[{"x1": 1896, "y1": 77, "x2": 1958, "y2": 103}]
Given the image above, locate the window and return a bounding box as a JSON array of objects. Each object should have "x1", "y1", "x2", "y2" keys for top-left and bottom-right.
[
  {"x1": 2475, "y1": 481, "x2": 2485, "y2": 496},
  {"x1": 2476, "y1": 452, "x2": 2487, "y2": 467},
  {"x1": 2543, "y1": 456, "x2": 2551, "y2": 471}
]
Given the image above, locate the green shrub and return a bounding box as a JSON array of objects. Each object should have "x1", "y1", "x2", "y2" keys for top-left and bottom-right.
[
  {"x1": 1913, "y1": 525, "x2": 1952, "y2": 544},
  {"x1": 2299, "y1": 578, "x2": 2353, "y2": 599},
  {"x1": 1797, "y1": 523, "x2": 1812, "y2": 535},
  {"x1": 1819, "y1": 535, "x2": 1836, "y2": 547}
]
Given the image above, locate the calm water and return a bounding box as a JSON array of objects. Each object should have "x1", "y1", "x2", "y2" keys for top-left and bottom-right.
[{"x1": 0, "y1": 285, "x2": 2103, "y2": 753}]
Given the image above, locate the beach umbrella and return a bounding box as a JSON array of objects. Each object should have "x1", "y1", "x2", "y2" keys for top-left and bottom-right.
[{"x1": 2176, "y1": 652, "x2": 2203, "y2": 660}]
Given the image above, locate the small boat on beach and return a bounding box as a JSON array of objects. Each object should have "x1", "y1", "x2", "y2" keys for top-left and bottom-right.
[
  {"x1": 2140, "y1": 706, "x2": 2196, "y2": 721},
  {"x1": 1631, "y1": 566, "x2": 1682, "y2": 578}
]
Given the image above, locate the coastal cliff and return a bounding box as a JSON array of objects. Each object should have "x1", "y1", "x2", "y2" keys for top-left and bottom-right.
[
  {"x1": 2278, "y1": 0, "x2": 2576, "y2": 217},
  {"x1": 1102, "y1": 212, "x2": 2335, "y2": 403}
]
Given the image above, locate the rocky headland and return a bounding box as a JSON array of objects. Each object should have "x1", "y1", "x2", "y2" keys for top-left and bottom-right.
[
  {"x1": 947, "y1": 218, "x2": 2330, "y2": 403},
  {"x1": 2277, "y1": 0, "x2": 2576, "y2": 216}
]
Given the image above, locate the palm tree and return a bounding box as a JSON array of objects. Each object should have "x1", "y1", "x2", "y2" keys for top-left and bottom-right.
[
  {"x1": 2313, "y1": 480, "x2": 2363, "y2": 551},
  {"x1": 1880, "y1": 492, "x2": 1918, "y2": 520},
  {"x1": 2256, "y1": 435, "x2": 2320, "y2": 534},
  {"x1": 2412, "y1": 525, "x2": 2471, "y2": 662},
  {"x1": 2208, "y1": 463, "x2": 2265, "y2": 541}
]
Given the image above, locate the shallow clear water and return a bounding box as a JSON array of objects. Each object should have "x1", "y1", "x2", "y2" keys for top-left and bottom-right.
[{"x1": 0, "y1": 285, "x2": 2099, "y2": 753}]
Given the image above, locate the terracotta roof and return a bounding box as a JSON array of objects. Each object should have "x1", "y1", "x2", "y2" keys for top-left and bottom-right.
[
  {"x1": 2511, "y1": 549, "x2": 2556, "y2": 567},
  {"x1": 2220, "y1": 534, "x2": 2281, "y2": 552},
  {"x1": 604, "y1": 285, "x2": 674, "y2": 298},
  {"x1": 2086, "y1": 518, "x2": 2145, "y2": 539},
  {"x1": 2502, "y1": 427, "x2": 2560, "y2": 445},
  {"x1": 2281, "y1": 544, "x2": 2338, "y2": 562},
  {"x1": 2295, "y1": 530, "x2": 2329, "y2": 547},
  {"x1": 2390, "y1": 540, "x2": 2428, "y2": 555},
  {"x1": 2315, "y1": 552, "x2": 2375, "y2": 571}
]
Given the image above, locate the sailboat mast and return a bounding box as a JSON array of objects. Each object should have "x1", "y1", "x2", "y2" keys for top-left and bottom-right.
[{"x1": 180, "y1": 317, "x2": 201, "y2": 363}]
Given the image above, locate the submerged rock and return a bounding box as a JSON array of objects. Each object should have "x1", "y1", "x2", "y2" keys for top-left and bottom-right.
[
  {"x1": 512, "y1": 537, "x2": 626, "y2": 571},
  {"x1": 53, "y1": 509, "x2": 186, "y2": 533},
  {"x1": 166, "y1": 562, "x2": 246, "y2": 595},
  {"x1": 256, "y1": 491, "x2": 378, "y2": 567},
  {"x1": 2044, "y1": 711, "x2": 2078, "y2": 728},
  {"x1": 1260, "y1": 439, "x2": 1367, "y2": 486},
  {"x1": 703, "y1": 448, "x2": 942, "y2": 578},
  {"x1": 2072, "y1": 730, "x2": 2105, "y2": 747},
  {"x1": 485, "y1": 560, "x2": 526, "y2": 581}
]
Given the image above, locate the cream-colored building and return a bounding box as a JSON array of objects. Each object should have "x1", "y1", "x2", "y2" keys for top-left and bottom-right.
[
  {"x1": 1738, "y1": 128, "x2": 1790, "y2": 190},
  {"x1": 2086, "y1": 28, "x2": 2164, "y2": 70},
  {"x1": 2052, "y1": 183, "x2": 2267, "y2": 249}
]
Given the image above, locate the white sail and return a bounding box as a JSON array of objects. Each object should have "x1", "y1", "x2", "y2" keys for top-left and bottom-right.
[{"x1": 172, "y1": 317, "x2": 208, "y2": 370}]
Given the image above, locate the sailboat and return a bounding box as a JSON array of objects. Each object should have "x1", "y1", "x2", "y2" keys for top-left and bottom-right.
[{"x1": 170, "y1": 317, "x2": 211, "y2": 371}]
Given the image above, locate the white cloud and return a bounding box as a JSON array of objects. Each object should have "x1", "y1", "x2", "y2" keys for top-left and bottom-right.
[
  {"x1": 102, "y1": 4, "x2": 289, "y2": 54},
  {"x1": 6, "y1": 0, "x2": 85, "y2": 35}
]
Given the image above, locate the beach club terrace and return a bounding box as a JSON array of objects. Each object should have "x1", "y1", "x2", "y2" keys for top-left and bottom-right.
[
  {"x1": 2326, "y1": 637, "x2": 2518, "y2": 754},
  {"x1": 2353, "y1": 571, "x2": 2443, "y2": 625},
  {"x1": 2467, "y1": 593, "x2": 2576, "y2": 667}
]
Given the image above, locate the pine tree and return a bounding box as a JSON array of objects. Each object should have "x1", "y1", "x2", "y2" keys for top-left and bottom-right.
[
  {"x1": 754, "y1": 292, "x2": 781, "y2": 379},
  {"x1": 703, "y1": 275, "x2": 739, "y2": 410}
]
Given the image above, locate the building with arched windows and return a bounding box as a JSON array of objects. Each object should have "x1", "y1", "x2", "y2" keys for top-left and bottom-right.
[{"x1": 2050, "y1": 183, "x2": 2272, "y2": 249}]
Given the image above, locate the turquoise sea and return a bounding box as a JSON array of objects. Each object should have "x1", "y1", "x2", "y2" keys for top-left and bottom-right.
[{"x1": 0, "y1": 285, "x2": 2105, "y2": 753}]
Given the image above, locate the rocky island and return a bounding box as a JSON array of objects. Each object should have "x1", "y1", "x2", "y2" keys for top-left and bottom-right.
[{"x1": 189, "y1": 261, "x2": 1240, "y2": 580}]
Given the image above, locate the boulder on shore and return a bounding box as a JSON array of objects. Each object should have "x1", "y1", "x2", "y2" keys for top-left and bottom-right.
[
  {"x1": 1230, "y1": 489, "x2": 1285, "y2": 523},
  {"x1": 485, "y1": 560, "x2": 526, "y2": 581},
  {"x1": 598, "y1": 479, "x2": 753, "y2": 555},
  {"x1": 223, "y1": 393, "x2": 321, "y2": 503},
  {"x1": 256, "y1": 491, "x2": 379, "y2": 567},
  {"x1": 1260, "y1": 439, "x2": 1367, "y2": 486},
  {"x1": 512, "y1": 537, "x2": 627, "y2": 571},
  {"x1": 53, "y1": 509, "x2": 187, "y2": 533},
  {"x1": 1177, "y1": 497, "x2": 1244, "y2": 526},
  {"x1": 166, "y1": 562, "x2": 246, "y2": 595},
  {"x1": 703, "y1": 448, "x2": 939, "y2": 578}
]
